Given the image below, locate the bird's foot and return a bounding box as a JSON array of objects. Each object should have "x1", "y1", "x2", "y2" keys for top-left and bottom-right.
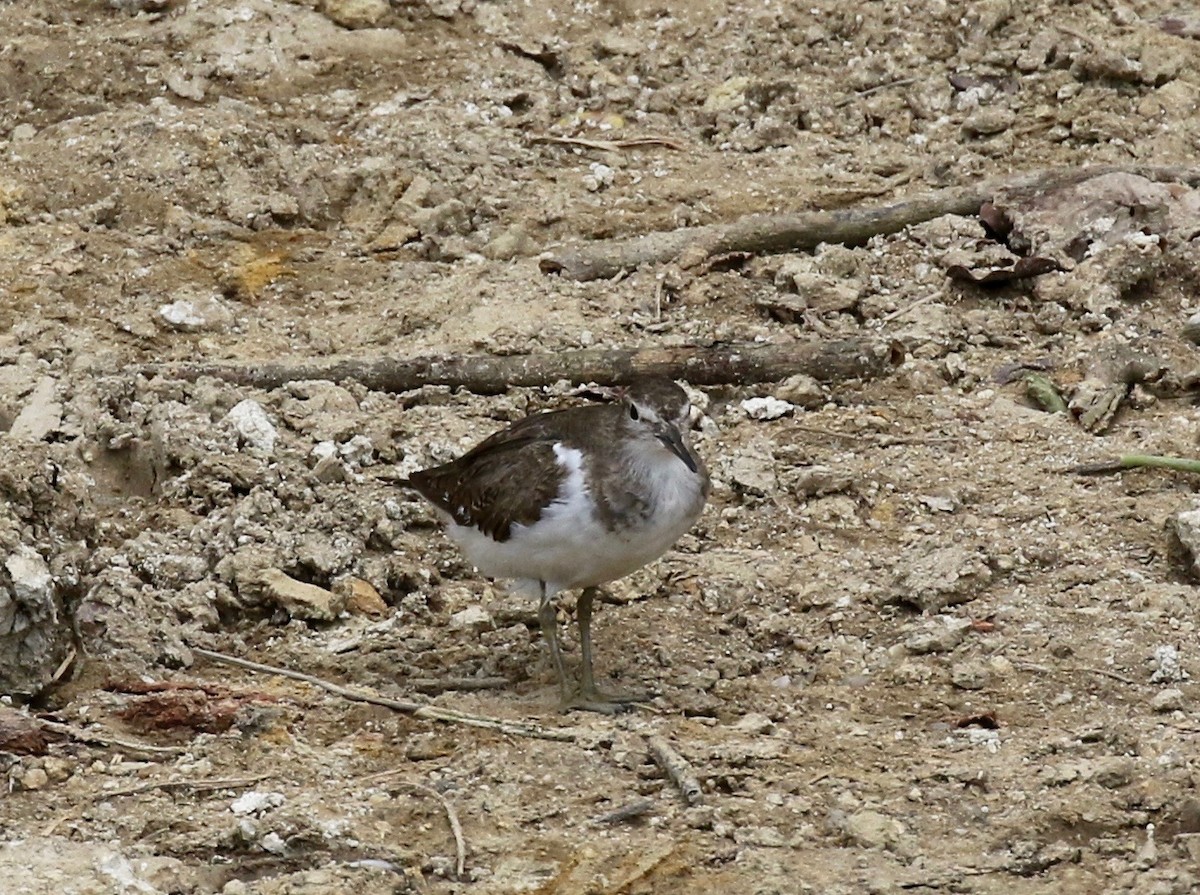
[{"x1": 558, "y1": 684, "x2": 655, "y2": 715}]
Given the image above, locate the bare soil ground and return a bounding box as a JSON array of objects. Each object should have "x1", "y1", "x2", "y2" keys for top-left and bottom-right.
[{"x1": 4, "y1": 1, "x2": 1200, "y2": 892}]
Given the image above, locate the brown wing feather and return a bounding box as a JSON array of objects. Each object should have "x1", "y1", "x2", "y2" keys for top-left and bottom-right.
[{"x1": 405, "y1": 409, "x2": 597, "y2": 542}]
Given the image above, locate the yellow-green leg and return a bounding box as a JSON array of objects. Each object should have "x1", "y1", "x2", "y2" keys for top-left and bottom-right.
[{"x1": 564, "y1": 586, "x2": 651, "y2": 713}]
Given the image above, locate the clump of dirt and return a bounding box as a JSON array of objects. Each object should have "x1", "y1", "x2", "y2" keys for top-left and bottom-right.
[{"x1": 4, "y1": 0, "x2": 1200, "y2": 893}]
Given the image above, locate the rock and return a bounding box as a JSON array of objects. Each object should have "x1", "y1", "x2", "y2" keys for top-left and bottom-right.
[
  {"x1": 449, "y1": 605, "x2": 493, "y2": 633},
  {"x1": 368, "y1": 221, "x2": 420, "y2": 251},
  {"x1": 20, "y1": 767, "x2": 49, "y2": 790},
  {"x1": 582, "y1": 162, "x2": 615, "y2": 192},
  {"x1": 740, "y1": 396, "x2": 793, "y2": 421},
  {"x1": 320, "y1": 0, "x2": 389, "y2": 29},
  {"x1": 230, "y1": 790, "x2": 286, "y2": 816},
  {"x1": 1150, "y1": 645, "x2": 1187, "y2": 683},
  {"x1": 703, "y1": 76, "x2": 751, "y2": 112},
  {"x1": 1182, "y1": 311, "x2": 1200, "y2": 345},
  {"x1": 962, "y1": 107, "x2": 1014, "y2": 137},
  {"x1": 225, "y1": 400, "x2": 277, "y2": 454},
  {"x1": 890, "y1": 545, "x2": 993, "y2": 612},
  {"x1": 411, "y1": 199, "x2": 470, "y2": 237},
  {"x1": 483, "y1": 225, "x2": 535, "y2": 261},
  {"x1": 1091, "y1": 757, "x2": 1135, "y2": 789},
  {"x1": 158, "y1": 292, "x2": 234, "y2": 333},
  {"x1": 843, "y1": 810, "x2": 906, "y2": 849},
  {"x1": 255, "y1": 570, "x2": 344, "y2": 621},
  {"x1": 904, "y1": 616, "x2": 972, "y2": 654},
  {"x1": 5, "y1": 545, "x2": 53, "y2": 608},
  {"x1": 1151, "y1": 688, "x2": 1185, "y2": 712},
  {"x1": 724, "y1": 440, "x2": 777, "y2": 497},
  {"x1": 338, "y1": 577, "x2": 388, "y2": 616},
  {"x1": 1016, "y1": 30, "x2": 1059, "y2": 72},
  {"x1": 1167, "y1": 507, "x2": 1200, "y2": 580},
  {"x1": 311, "y1": 454, "x2": 350, "y2": 483},
  {"x1": 9, "y1": 376, "x2": 62, "y2": 441},
  {"x1": 165, "y1": 68, "x2": 207, "y2": 101},
  {"x1": 774, "y1": 374, "x2": 825, "y2": 409},
  {"x1": 950, "y1": 660, "x2": 990, "y2": 690},
  {"x1": 736, "y1": 826, "x2": 785, "y2": 847},
  {"x1": 338, "y1": 434, "x2": 374, "y2": 466},
  {"x1": 787, "y1": 466, "x2": 854, "y2": 499},
  {"x1": 732, "y1": 712, "x2": 774, "y2": 735}
]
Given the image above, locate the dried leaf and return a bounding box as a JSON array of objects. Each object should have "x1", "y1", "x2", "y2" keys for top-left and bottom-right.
[
  {"x1": 955, "y1": 711, "x2": 999, "y2": 729},
  {"x1": 946, "y1": 256, "x2": 1062, "y2": 284}
]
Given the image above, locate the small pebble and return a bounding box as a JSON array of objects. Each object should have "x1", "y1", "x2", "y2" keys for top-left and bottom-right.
[
  {"x1": 740, "y1": 396, "x2": 794, "y2": 421},
  {"x1": 20, "y1": 767, "x2": 49, "y2": 790},
  {"x1": 230, "y1": 791, "x2": 286, "y2": 816},
  {"x1": 225, "y1": 399, "x2": 277, "y2": 454},
  {"x1": 1151, "y1": 688, "x2": 1185, "y2": 713}
]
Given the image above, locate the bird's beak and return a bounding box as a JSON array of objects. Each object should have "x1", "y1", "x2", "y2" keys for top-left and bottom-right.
[{"x1": 657, "y1": 426, "x2": 698, "y2": 472}]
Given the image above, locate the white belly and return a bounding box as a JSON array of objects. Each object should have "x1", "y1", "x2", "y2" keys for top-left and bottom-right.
[{"x1": 446, "y1": 443, "x2": 704, "y2": 595}]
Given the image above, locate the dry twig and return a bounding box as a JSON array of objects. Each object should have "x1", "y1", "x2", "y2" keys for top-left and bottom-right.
[
  {"x1": 392, "y1": 781, "x2": 467, "y2": 880},
  {"x1": 591, "y1": 799, "x2": 656, "y2": 826},
  {"x1": 1069, "y1": 455, "x2": 1200, "y2": 476},
  {"x1": 646, "y1": 734, "x2": 702, "y2": 805},
  {"x1": 530, "y1": 135, "x2": 687, "y2": 152},
  {"x1": 409, "y1": 676, "x2": 512, "y2": 694},
  {"x1": 878, "y1": 289, "x2": 944, "y2": 324},
  {"x1": 539, "y1": 165, "x2": 1200, "y2": 281},
  {"x1": 96, "y1": 773, "x2": 274, "y2": 800},
  {"x1": 1069, "y1": 666, "x2": 1137, "y2": 685},
  {"x1": 138, "y1": 339, "x2": 901, "y2": 395},
  {"x1": 835, "y1": 76, "x2": 918, "y2": 106},
  {"x1": 37, "y1": 719, "x2": 182, "y2": 756},
  {"x1": 190, "y1": 646, "x2": 577, "y2": 743}
]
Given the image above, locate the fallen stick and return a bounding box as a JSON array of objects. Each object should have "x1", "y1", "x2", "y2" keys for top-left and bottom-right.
[
  {"x1": 646, "y1": 734, "x2": 702, "y2": 805},
  {"x1": 1069, "y1": 455, "x2": 1200, "y2": 476},
  {"x1": 530, "y1": 135, "x2": 688, "y2": 152},
  {"x1": 138, "y1": 339, "x2": 900, "y2": 395},
  {"x1": 391, "y1": 781, "x2": 467, "y2": 880},
  {"x1": 539, "y1": 164, "x2": 1200, "y2": 281},
  {"x1": 591, "y1": 798, "x2": 656, "y2": 826},
  {"x1": 190, "y1": 646, "x2": 577, "y2": 743},
  {"x1": 96, "y1": 773, "x2": 274, "y2": 800},
  {"x1": 38, "y1": 719, "x2": 183, "y2": 756}
]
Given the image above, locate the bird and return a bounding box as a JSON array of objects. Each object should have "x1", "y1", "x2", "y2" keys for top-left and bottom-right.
[{"x1": 403, "y1": 378, "x2": 710, "y2": 713}]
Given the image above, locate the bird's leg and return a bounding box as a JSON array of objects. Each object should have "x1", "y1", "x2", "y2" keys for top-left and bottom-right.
[
  {"x1": 576, "y1": 585, "x2": 601, "y2": 698},
  {"x1": 561, "y1": 586, "x2": 653, "y2": 713},
  {"x1": 536, "y1": 581, "x2": 572, "y2": 703}
]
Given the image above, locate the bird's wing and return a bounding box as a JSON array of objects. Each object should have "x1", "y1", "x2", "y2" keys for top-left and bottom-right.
[{"x1": 405, "y1": 414, "x2": 575, "y2": 542}]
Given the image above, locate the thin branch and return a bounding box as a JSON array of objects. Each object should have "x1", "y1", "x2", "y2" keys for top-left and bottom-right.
[
  {"x1": 530, "y1": 135, "x2": 687, "y2": 151},
  {"x1": 539, "y1": 165, "x2": 1200, "y2": 281},
  {"x1": 137, "y1": 339, "x2": 901, "y2": 395},
  {"x1": 1069, "y1": 666, "x2": 1137, "y2": 685},
  {"x1": 37, "y1": 719, "x2": 183, "y2": 756},
  {"x1": 1069, "y1": 455, "x2": 1200, "y2": 476},
  {"x1": 646, "y1": 734, "x2": 702, "y2": 805},
  {"x1": 591, "y1": 798, "x2": 656, "y2": 826},
  {"x1": 878, "y1": 289, "x2": 944, "y2": 324},
  {"x1": 836, "y1": 76, "x2": 919, "y2": 106},
  {"x1": 96, "y1": 773, "x2": 274, "y2": 800},
  {"x1": 409, "y1": 677, "x2": 512, "y2": 694},
  {"x1": 391, "y1": 781, "x2": 467, "y2": 880},
  {"x1": 190, "y1": 646, "x2": 577, "y2": 743}
]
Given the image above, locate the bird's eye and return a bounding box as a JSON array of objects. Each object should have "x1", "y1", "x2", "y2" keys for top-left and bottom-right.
[{"x1": 629, "y1": 404, "x2": 640, "y2": 421}]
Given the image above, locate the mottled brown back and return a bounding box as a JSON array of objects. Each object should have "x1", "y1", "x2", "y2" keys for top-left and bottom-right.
[{"x1": 405, "y1": 405, "x2": 614, "y2": 542}]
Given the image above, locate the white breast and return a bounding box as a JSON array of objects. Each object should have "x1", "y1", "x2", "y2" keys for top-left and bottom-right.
[{"x1": 446, "y1": 442, "x2": 705, "y2": 597}]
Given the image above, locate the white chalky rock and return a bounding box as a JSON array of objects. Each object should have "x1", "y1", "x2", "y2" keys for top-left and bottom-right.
[
  {"x1": 740, "y1": 396, "x2": 794, "y2": 420},
  {"x1": 226, "y1": 400, "x2": 277, "y2": 454},
  {"x1": 230, "y1": 791, "x2": 286, "y2": 816}
]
